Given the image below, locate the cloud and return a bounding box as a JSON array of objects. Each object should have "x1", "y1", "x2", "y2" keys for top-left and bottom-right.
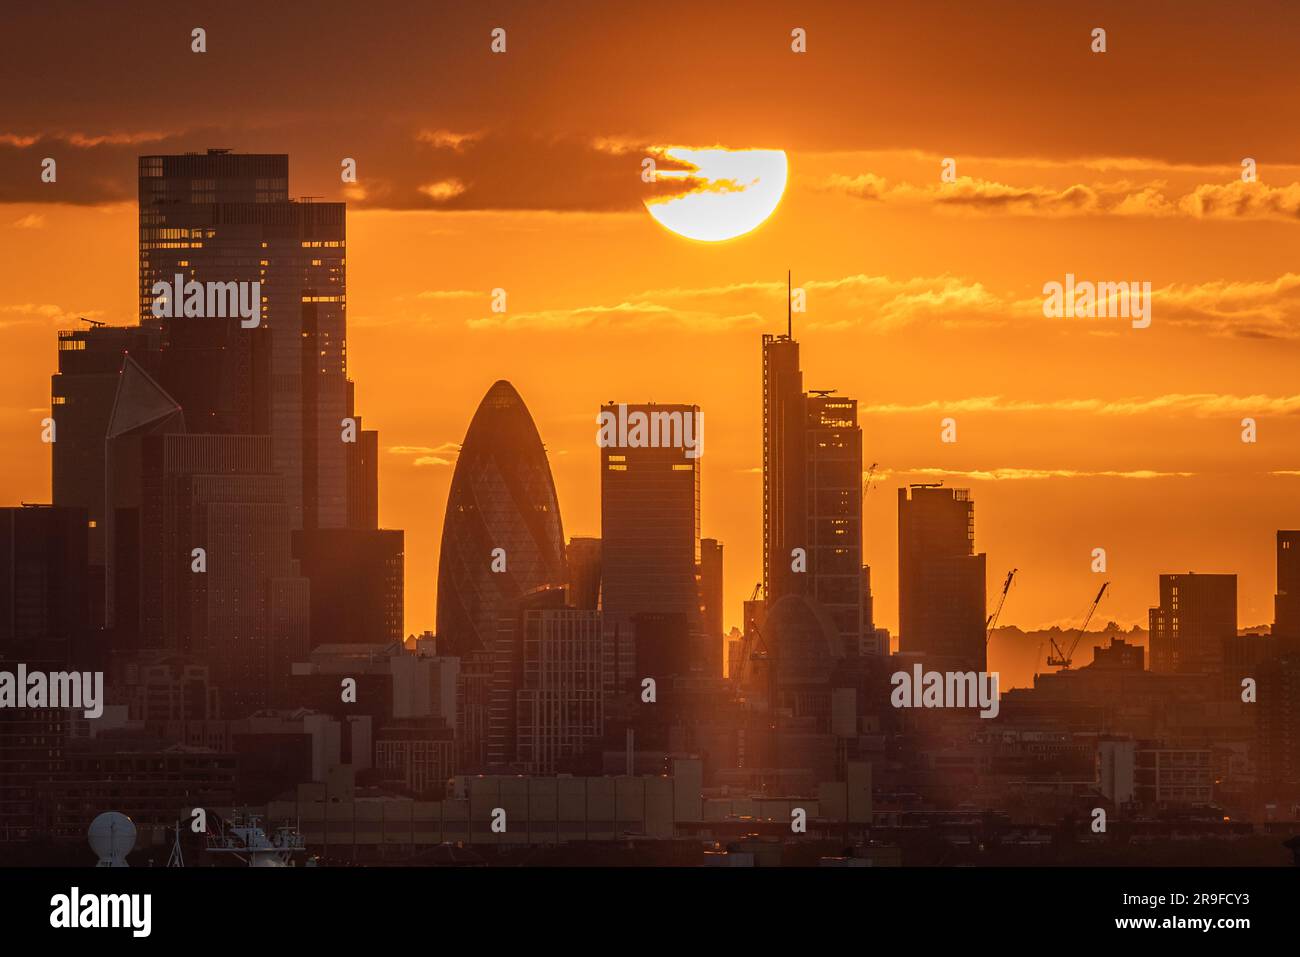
[
  {"x1": 892, "y1": 467, "x2": 1195, "y2": 481},
  {"x1": 861, "y1": 393, "x2": 1300, "y2": 417},
  {"x1": 464, "y1": 270, "x2": 1300, "y2": 338},
  {"x1": 11, "y1": 213, "x2": 44, "y2": 228},
  {"x1": 820, "y1": 169, "x2": 1300, "y2": 223},
  {"x1": 0, "y1": 303, "x2": 105, "y2": 327},
  {"x1": 1178, "y1": 180, "x2": 1300, "y2": 221},
  {"x1": 389, "y1": 443, "x2": 459, "y2": 457}
]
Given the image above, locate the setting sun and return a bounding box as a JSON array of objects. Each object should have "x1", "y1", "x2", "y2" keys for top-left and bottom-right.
[{"x1": 644, "y1": 147, "x2": 787, "y2": 242}]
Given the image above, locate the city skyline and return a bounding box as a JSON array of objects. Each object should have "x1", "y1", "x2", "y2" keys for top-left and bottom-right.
[
  {"x1": 3, "y1": 4, "x2": 1300, "y2": 639},
  {"x1": 5, "y1": 5, "x2": 1300, "y2": 904}
]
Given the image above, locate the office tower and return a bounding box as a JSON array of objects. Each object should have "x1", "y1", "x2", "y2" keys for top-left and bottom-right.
[
  {"x1": 566, "y1": 537, "x2": 601, "y2": 610},
  {"x1": 1275, "y1": 531, "x2": 1300, "y2": 643},
  {"x1": 104, "y1": 355, "x2": 186, "y2": 639},
  {"x1": 51, "y1": 324, "x2": 161, "y2": 571},
  {"x1": 1148, "y1": 572, "x2": 1237, "y2": 674},
  {"x1": 293, "y1": 528, "x2": 403, "y2": 647},
  {"x1": 698, "y1": 538, "x2": 724, "y2": 676},
  {"x1": 599, "y1": 402, "x2": 702, "y2": 689},
  {"x1": 436, "y1": 380, "x2": 568, "y2": 657},
  {"x1": 153, "y1": 313, "x2": 272, "y2": 436},
  {"x1": 761, "y1": 328, "x2": 865, "y2": 657},
  {"x1": 804, "y1": 394, "x2": 863, "y2": 655},
  {"x1": 490, "y1": 587, "x2": 603, "y2": 773},
  {"x1": 137, "y1": 432, "x2": 308, "y2": 712},
  {"x1": 345, "y1": 422, "x2": 379, "y2": 530},
  {"x1": 0, "y1": 505, "x2": 90, "y2": 664},
  {"x1": 860, "y1": 565, "x2": 877, "y2": 652},
  {"x1": 1257, "y1": 649, "x2": 1300, "y2": 789},
  {"x1": 762, "y1": 332, "x2": 804, "y2": 603},
  {"x1": 138, "y1": 150, "x2": 354, "y2": 531},
  {"x1": 897, "y1": 485, "x2": 988, "y2": 670}
]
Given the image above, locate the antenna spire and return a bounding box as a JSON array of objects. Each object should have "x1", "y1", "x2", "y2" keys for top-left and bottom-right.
[{"x1": 787, "y1": 269, "x2": 792, "y2": 338}]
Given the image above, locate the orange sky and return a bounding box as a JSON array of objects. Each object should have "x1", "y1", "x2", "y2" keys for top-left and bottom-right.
[{"x1": 2, "y1": 1, "x2": 1299, "y2": 655}]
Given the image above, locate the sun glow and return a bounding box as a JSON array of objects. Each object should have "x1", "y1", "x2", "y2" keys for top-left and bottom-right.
[{"x1": 644, "y1": 148, "x2": 788, "y2": 242}]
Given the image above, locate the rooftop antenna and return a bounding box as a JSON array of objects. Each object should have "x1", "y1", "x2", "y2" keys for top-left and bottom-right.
[{"x1": 787, "y1": 269, "x2": 792, "y2": 338}]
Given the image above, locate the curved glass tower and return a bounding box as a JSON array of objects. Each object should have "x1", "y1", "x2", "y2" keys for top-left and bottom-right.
[{"x1": 435, "y1": 380, "x2": 567, "y2": 655}]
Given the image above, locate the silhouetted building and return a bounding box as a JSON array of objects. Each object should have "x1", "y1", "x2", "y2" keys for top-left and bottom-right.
[
  {"x1": 566, "y1": 536, "x2": 601, "y2": 611},
  {"x1": 761, "y1": 331, "x2": 863, "y2": 658},
  {"x1": 51, "y1": 324, "x2": 161, "y2": 572},
  {"x1": 1148, "y1": 573, "x2": 1236, "y2": 674},
  {"x1": 804, "y1": 394, "x2": 862, "y2": 654},
  {"x1": 293, "y1": 528, "x2": 403, "y2": 647},
  {"x1": 491, "y1": 587, "x2": 603, "y2": 774},
  {"x1": 435, "y1": 380, "x2": 567, "y2": 657},
  {"x1": 138, "y1": 150, "x2": 356, "y2": 531},
  {"x1": 137, "y1": 432, "x2": 309, "y2": 713},
  {"x1": 1087, "y1": 637, "x2": 1145, "y2": 671},
  {"x1": 897, "y1": 485, "x2": 987, "y2": 670},
  {"x1": 762, "y1": 333, "x2": 803, "y2": 603},
  {"x1": 699, "y1": 538, "x2": 724, "y2": 676},
  {"x1": 0, "y1": 505, "x2": 90, "y2": 665},
  {"x1": 1275, "y1": 530, "x2": 1300, "y2": 643},
  {"x1": 600, "y1": 402, "x2": 701, "y2": 690},
  {"x1": 103, "y1": 355, "x2": 185, "y2": 639},
  {"x1": 1257, "y1": 650, "x2": 1300, "y2": 789}
]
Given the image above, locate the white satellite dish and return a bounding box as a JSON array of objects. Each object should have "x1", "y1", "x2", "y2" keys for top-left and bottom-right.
[{"x1": 88, "y1": 811, "x2": 136, "y2": 867}]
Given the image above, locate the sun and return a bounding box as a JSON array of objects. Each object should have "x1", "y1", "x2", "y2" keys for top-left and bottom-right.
[{"x1": 644, "y1": 148, "x2": 788, "y2": 242}]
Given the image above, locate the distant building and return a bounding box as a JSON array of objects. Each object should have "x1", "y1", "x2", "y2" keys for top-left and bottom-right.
[
  {"x1": 1275, "y1": 530, "x2": 1300, "y2": 643},
  {"x1": 565, "y1": 536, "x2": 601, "y2": 610},
  {"x1": 436, "y1": 380, "x2": 567, "y2": 657},
  {"x1": 698, "y1": 538, "x2": 724, "y2": 676},
  {"x1": 138, "y1": 150, "x2": 356, "y2": 531},
  {"x1": 1257, "y1": 650, "x2": 1300, "y2": 789},
  {"x1": 292, "y1": 528, "x2": 403, "y2": 647},
  {"x1": 1135, "y1": 745, "x2": 1213, "y2": 807},
  {"x1": 897, "y1": 485, "x2": 987, "y2": 671},
  {"x1": 136, "y1": 432, "x2": 310, "y2": 713},
  {"x1": 761, "y1": 332, "x2": 865, "y2": 657},
  {"x1": 51, "y1": 324, "x2": 161, "y2": 575},
  {"x1": 1087, "y1": 637, "x2": 1145, "y2": 672},
  {"x1": 600, "y1": 402, "x2": 701, "y2": 690},
  {"x1": 1148, "y1": 573, "x2": 1236, "y2": 674},
  {"x1": 0, "y1": 504, "x2": 90, "y2": 664}
]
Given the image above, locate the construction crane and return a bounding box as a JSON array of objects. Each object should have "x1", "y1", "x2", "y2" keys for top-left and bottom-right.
[
  {"x1": 1047, "y1": 581, "x2": 1110, "y2": 670},
  {"x1": 79, "y1": 316, "x2": 105, "y2": 327},
  {"x1": 985, "y1": 568, "x2": 1017, "y2": 645},
  {"x1": 862, "y1": 462, "x2": 879, "y2": 502}
]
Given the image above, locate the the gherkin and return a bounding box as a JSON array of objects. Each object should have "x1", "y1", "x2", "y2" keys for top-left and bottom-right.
[{"x1": 435, "y1": 380, "x2": 567, "y2": 655}]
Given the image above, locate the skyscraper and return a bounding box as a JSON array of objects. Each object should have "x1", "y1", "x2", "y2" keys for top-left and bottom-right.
[
  {"x1": 897, "y1": 485, "x2": 987, "y2": 670},
  {"x1": 1274, "y1": 530, "x2": 1300, "y2": 644},
  {"x1": 566, "y1": 537, "x2": 602, "y2": 611},
  {"x1": 762, "y1": 332, "x2": 804, "y2": 603},
  {"x1": 138, "y1": 432, "x2": 308, "y2": 711},
  {"x1": 761, "y1": 326, "x2": 864, "y2": 657},
  {"x1": 0, "y1": 505, "x2": 90, "y2": 664},
  {"x1": 599, "y1": 402, "x2": 702, "y2": 689},
  {"x1": 435, "y1": 380, "x2": 568, "y2": 657},
  {"x1": 138, "y1": 150, "x2": 355, "y2": 531},
  {"x1": 698, "y1": 537, "x2": 724, "y2": 676},
  {"x1": 804, "y1": 393, "x2": 863, "y2": 655},
  {"x1": 1148, "y1": 572, "x2": 1237, "y2": 674}
]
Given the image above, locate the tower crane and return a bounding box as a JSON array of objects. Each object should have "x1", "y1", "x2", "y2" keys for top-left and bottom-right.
[
  {"x1": 985, "y1": 568, "x2": 1017, "y2": 645},
  {"x1": 1047, "y1": 581, "x2": 1110, "y2": 670}
]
